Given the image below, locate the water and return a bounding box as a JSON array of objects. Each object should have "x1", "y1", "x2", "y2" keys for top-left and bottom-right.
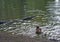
[
  {"x1": 0, "y1": 0, "x2": 60, "y2": 41},
  {"x1": 44, "y1": 0, "x2": 60, "y2": 40},
  {"x1": 0, "y1": 20, "x2": 40, "y2": 37},
  {"x1": 55, "y1": 0, "x2": 59, "y2": 2},
  {"x1": 0, "y1": 0, "x2": 24, "y2": 19}
]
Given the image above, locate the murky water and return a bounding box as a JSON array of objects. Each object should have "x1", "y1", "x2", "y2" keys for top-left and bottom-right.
[{"x1": 0, "y1": 0, "x2": 60, "y2": 41}]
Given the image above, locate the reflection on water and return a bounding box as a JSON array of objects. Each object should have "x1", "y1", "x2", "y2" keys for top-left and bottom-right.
[
  {"x1": 0, "y1": 19, "x2": 40, "y2": 37},
  {"x1": 55, "y1": 0, "x2": 59, "y2": 2},
  {"x1": 46, "y1": 0, "x2": 60, "y2": 15},
  {"x1": 1, "y1": 0, "x2": 60, "y2": 40},
  {"x1": 45, "y1": 0, "x2": 60, "y2": 40},
  {"x1": 54, "y1": 0, "x2": 60, "y2": 15}
]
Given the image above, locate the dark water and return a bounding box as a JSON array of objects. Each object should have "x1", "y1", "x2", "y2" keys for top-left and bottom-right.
[
  {"x1": 0, "y1": 0, "x2": 24, "y2": 19},
  {"x1": 0, "y1": 0, "x2": 49, "y2": 26},
  {"x1": 0, "y1": 0, "x2": 54, "y2": 26},
  {"x1": 0, "y1": 0, "x2": 52, "y2": 19}
]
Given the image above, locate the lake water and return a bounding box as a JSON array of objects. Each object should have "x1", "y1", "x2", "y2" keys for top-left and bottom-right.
[{"x1": 0, "y1": 0, "x2": 60, "y2": 41}]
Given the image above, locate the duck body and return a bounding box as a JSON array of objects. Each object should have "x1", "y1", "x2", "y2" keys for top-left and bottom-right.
[{"x1": 36, "y1": 26, "x2": 42, "y2": 35}]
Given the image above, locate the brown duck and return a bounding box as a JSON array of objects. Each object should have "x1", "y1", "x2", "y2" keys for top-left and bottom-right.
[{"x1": 36, "y1": 26, "x2": 42, "y2": 34}]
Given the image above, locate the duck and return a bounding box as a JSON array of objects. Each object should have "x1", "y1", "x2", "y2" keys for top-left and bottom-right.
[{"x1": 36, "y1": 26, "x2": 42, "y2": 35}]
